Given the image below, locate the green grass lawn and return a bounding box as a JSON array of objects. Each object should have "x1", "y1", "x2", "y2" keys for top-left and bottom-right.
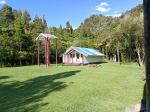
[{"x1": 0, "y1": 62, "x2": 144, "y2": 112}]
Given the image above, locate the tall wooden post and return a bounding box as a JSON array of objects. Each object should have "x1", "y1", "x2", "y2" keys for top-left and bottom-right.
[
  {"x1": 56, "y1": 39, "x2": 58, "y2": 65},
  {"x1": 37, "y1": 40, "x2": 40, "y2": 66},
  {"x1": 72, "y1": 54, "x2": 73, "y2": 64},
  {"x1": 49, "y1": 40, "x2": 51, "y2": 65},
  {"x1": 144, "y1": 0, "x2": 150, "y2": 111},
  {"x1": 47, "y1": 38, "x2": 50, "y2": 66},
  {"x1": 45, "y1": 38, "x2": 47, "y2": 66}
]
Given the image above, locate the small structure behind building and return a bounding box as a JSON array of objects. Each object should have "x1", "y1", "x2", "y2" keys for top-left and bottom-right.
[{"x1": 62, "y1": 46, "x2": 105, "y2": 65}]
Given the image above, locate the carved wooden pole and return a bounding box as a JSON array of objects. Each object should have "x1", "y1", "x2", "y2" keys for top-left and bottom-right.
[
  {"x1": 144, "y1": 0, "x2": 150, "y2": 111},
  {"x1": 49, "y1": 40, "x2": 51, "y2": 65},
  {"x1": 47, "y1": 38, "x2": 50, "y2": 66},
  {"x1": 72, "y1": 54, "x2": 73, "y2": 64},
  {"x1": 56, "y1": 39, "x2": 58, "y2": 65},
  {"x1": 45, "y1": 38, "x2": 47, "y2": 66}
]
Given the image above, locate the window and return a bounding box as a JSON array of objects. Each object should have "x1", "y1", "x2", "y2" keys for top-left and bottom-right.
[
  {"x1": 77, "y1": 53, "x2": 80, "y2": 59},
  {"x1": 70, "y1": 54, "x2": 75, "y2": 58},
  {"x1": 73, "y1": 54, "x2": 75, "y2": 58}
]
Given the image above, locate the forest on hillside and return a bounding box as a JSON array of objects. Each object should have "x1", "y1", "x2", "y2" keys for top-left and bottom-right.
[{"x1": 0, "y1": 4, "x2": 144, "y2": 67}]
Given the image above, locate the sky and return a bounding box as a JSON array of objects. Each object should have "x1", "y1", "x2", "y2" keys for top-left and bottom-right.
[{"x1": 0, "y1": 0, "x2": 143, "y2": 29}]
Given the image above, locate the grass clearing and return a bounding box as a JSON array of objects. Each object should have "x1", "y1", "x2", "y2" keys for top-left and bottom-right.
[{"x1": 0, "y1": 62, "x2": 144, "y2": 112}]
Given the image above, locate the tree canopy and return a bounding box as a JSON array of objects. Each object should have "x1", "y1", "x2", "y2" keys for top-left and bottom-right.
[{"x1": 0, "y1": 4, "x2": 144, "y2": 67}]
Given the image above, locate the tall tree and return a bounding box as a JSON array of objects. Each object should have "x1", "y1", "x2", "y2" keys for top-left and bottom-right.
[
  {"x1": 0, "y1": 5, "x2": 14, "y2": 27},
  {"x1": 32, "y1": 16, "x2": 43, "y2": 35},
  {"x1": 21, "y1": 10, "x2": 31, "y2": 33},
  {"x1": 42, "y1": 15, "x2": 47, "y2": 33},
  {"x1": 14, "y1": 17, "x2": 25, "y2": 65},
  {"x1": 66, "y1": 21, "x2": 73, "y2": 34}
]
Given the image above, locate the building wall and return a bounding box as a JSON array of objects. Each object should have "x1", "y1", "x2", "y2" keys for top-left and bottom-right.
[
  {"x1": 63, "y1": 54, "x2": 104, "y2": 64},
  {"x1": 63, "y1": 52, "x2": 84, "y2": 64},
  {"x1": 85, "y1": 56, "x2": 104, "y2": 64}
]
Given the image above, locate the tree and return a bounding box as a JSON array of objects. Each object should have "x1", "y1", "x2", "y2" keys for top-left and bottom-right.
[
  {"x1": 144, "y1": 0, "x2": 150, "y2": 111},
  {"x1": 66, "y1": 21, "x2": 73, "y2": 34},
  {"x1": 21, "y1": 10, "x2": 31, "y2": 33},
  {"x1": 0, "y1": 4, "x2": 145, "y2": 67},
  {"x1": 0, "y1": 5, "x2": 14, "y2": 27},
  {"x1": 14, "y1": 17, "x2": 25, "y2": 65},
  {"x1": 42, "y1": 15, "x2": 47, "y2": 33},
  {"x1": 0, "y1": 5, "x2": 15, "y2": 66},
  {"x1": 133, "y1": 14, "x2": 144, "y2": 66}
]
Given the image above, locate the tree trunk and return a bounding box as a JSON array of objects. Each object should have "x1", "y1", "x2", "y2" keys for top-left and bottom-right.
[
  {"x1": 120, "y1": 52, "x2": 124, "y2": 62},
  {"x1": 19, "y1": 59, "x2": 22, "y2": 66},
  {"x1": 19, "y1": 44, "x2": 22, "y2": 66},
  {"x1": 137, "y1": 47, "x2": 143, "y2": 67},
  {"x1": 114, "y1": 54, "x2": 117, "y2": 62},
  {"x1": 144, "y1": 0, "x2": 150, "y2": 111},
  {"x1": 142, "y1": 48, "x2": 145, "y2": 64},
  {"x1": 105, "y1": 47, "x2": 108, "y2": 59},
  {"x1": 117, "y1": 43, "x2": 120, "y2": 64},
  {"x1": 32, "y1": 54, "x2": 34, "y2": 65}
]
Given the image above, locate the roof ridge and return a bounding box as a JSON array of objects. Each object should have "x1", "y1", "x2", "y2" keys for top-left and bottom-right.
[{"x1": 73, "y1": 46, "x2": 96, "y2": 50}]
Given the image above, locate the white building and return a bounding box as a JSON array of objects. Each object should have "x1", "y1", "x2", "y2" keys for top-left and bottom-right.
[{"x1": 62, "y1": 46, "x2": 105, "y2": 65}]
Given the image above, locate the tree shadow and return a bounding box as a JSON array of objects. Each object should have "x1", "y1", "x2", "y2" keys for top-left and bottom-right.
[
  {"x1": 140, "y1": 83, "x2": 146, "y2": 112},
  {"x1": 0, "y1": 70, "x2": 81, "y2": 112},
  {"x1": 0, "y1": 76, "x2": 10, "y2": 80}
]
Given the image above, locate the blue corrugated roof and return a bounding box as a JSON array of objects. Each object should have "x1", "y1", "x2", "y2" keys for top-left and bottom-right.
[{"x1": 71, "y1": 46, "x2": 104, "y2": 56}]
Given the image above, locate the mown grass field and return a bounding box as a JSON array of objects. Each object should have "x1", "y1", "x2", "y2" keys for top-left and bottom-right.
[{"x1": 0, "y1": 62, "x2": 144, "y2": 112}]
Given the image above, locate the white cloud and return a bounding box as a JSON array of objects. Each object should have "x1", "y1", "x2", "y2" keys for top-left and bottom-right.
[
  {"x1": 100, "y1": 2, "x2": 109, "y2": 6},
  {"x1": 96, "y1": 7, "x2": 111, "y2": 13},
  {"x1": 0, "y1": 0, "x2": 6, "y2": 4},
  {"x1": 106, "y1": 13, "x2": 122, "y2": 17},
  {"x1": 95, "y1": 2, "x2": 111, "y2": 13},
  {"x1": 112, "y1": 13, "x2": 122, "y2": 17},
  {"x1": 73, "y1": 26, "x2": 78, "y2": 30},
  {"x1": 95, "y1": 2, "x2": 122, "y2": 17}
]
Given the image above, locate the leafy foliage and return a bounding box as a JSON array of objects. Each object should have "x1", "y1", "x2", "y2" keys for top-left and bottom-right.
[{"x1": 0, "y1": 4, "x2": 144, "y2": 66}]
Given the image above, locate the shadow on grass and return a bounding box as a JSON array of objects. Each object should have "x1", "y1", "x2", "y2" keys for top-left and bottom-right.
[
  {"x1": 0, "y1": 70, "x2": 81, "y2": 112},
  {"x1": 0, "y1": 76, "x2": 10, "y2": 80},
  {"x1": 140, "y1": 83, "x2": 146, "y2": 112}
]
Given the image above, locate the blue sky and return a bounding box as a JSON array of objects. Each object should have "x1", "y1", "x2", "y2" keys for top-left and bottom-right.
[{"x1": 0, "y1": 0, "x2": 143, "y2": 28}]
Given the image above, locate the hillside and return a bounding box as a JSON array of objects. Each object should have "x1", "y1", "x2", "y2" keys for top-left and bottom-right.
[{"x1": 77, "y1": 4, "x2": 144, "y2": 66}]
